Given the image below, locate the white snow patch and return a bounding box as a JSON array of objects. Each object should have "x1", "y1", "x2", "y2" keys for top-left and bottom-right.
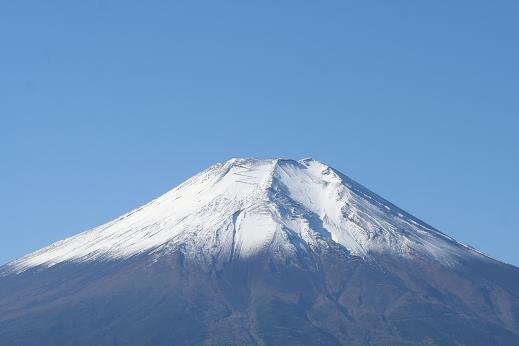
[{"x1": 5, "y1": 158, "x2": 484, "y2": 274}]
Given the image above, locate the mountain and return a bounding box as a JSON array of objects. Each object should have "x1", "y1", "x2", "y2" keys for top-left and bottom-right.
[{"x1": 1, "y1": 158, "x2": 519, "y2": 345}]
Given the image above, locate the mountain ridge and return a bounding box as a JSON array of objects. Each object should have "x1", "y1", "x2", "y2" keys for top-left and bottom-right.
[
  {"x1": 1, "y1": 157, "x2": 519, "y2": 345},
  {"x1": 4, "y1": 157, "x2": 488, "y2": 274}
]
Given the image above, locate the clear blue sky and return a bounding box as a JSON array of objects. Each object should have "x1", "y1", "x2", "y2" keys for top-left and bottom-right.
[{"x1": 1, "y1": 1, "x2": 518, "y2": 266}]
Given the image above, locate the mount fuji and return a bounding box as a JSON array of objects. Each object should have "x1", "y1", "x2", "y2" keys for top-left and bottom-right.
[{"x1": 1, "y1": 158, "x2": 519, "y2": 345}]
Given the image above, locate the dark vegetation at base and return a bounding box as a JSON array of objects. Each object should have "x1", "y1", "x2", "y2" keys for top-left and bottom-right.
[
  {"x1": 255, "y1": 299, "x2": 340, "y2": 346},
  {"x1": 1, "y1": 250, "x2": 519, "y2": 346}
]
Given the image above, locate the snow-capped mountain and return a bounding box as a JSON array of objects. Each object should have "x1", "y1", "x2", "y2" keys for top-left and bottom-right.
[
  {"x1": 5, "y1": 158, "x2": 481, "y2": 272},
  {"x1": 1, "y1": 158, "x2": 519, "y2": 345}
]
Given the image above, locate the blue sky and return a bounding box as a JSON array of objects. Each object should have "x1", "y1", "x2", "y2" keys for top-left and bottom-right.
[{"x1": 1, "y1": 1, "x2": 518, "y2": 266}]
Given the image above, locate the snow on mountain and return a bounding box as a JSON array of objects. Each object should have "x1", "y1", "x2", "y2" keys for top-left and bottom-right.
[
  {"x1": 3, "y1": 158, "x2": 519, "y2": 346},
  {"x1": 6, "y1": 158, "x2": 483, "y2": 273}
]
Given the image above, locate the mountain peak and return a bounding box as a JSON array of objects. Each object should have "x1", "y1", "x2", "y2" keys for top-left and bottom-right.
[
  {"x1": 3, "y1": 158, "x2": 519, "y2": 345},
  {"x1": 5, "y1": 157, "x2": 483, "y2": 274}
]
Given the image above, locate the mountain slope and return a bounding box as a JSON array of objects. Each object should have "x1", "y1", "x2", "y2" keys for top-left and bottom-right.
[{"x1": 1, "y1": 158, "x2": 519, "y2": 345}]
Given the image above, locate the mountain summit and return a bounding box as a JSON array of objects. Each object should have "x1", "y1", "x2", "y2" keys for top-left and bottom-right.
[
  {"x1": 4, "y1": 158, "x2": 479, "y2": 271},
  {"x1": 1, "y1": 158, "x2": 519, "y2": 345}
]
